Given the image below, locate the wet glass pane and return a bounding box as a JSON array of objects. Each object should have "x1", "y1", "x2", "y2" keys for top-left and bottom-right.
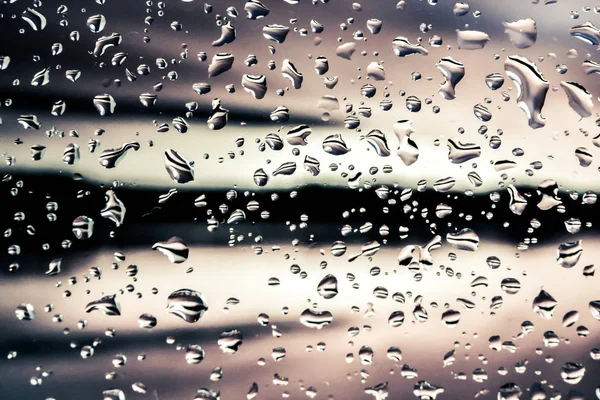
[{"x1": 1, "y1": 0, "x2": 600, "y2": 399}]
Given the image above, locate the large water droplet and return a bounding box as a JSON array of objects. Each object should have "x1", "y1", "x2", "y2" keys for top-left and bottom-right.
[
  {"x1": 300, "y1": 308, "x2": 333, "y2": 329},
  {"x1": 166, "y1": 289, "x2": 208, "y2": 323},
  {"x1": 504, "y1": 56, "x2": 549, "y2": 129},
  {"x1": 153, "y1": 237, "x2": 189, "y2": 263}
]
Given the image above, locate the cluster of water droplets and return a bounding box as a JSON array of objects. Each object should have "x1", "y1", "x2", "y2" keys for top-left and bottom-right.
[{"x1": 2, "y1": 0, "x2": 600, "y2": 399}]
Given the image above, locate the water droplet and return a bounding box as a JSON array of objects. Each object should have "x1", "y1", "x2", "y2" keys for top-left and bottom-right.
[
  {"x1": 498, "y1": 383, "x2": 521, "y2": 400},
  {"x1": 560, "y1": 81, "x2": 593, "y2": 118},
  {"x1": 194, "y1": 388, "x2": 220, "y2": 400},
  {"x1": 263, "y1": 24, "x2": 290, "y2": 43},
  {"x1": 87, "y1": 14, "x2": 106, "y2": 33},
  {"x1": 103, "y1": 389, "x2": 125, "y2": 400},
  {"x1": 138, "y1": 313, "x2": 157, "y2": 329},
  {"x1": 99, "y1": 142, "x2": 140, "y2": 169},
  {"x1": 72, "y1": 216, "x2": 94, "y2": 239},
  {"x1": 414, "y1": 381, "x2": 444, "y2": 400},
  {"x1": 446, "y1": 228, "x2": 479, "y2": 251},
  {"x1": 22, "y1": 7, "x2": 47, "y2": 31},
  {"x1": 503, "y1": 18, "x2": 537, "y2": 49},
  {"x1": 164, "y1": 149, "x2": 194, "y2": 184},
  {"x1": 441, "y1": 309, "x2": 461, "y2": 327},
  {"x1": 15, "y1": 304, "x2": 35, "y2": 321},
  {"x1": 323, "y1": 134, "x2": 350, "y2": 155},
  {"x1": 247, "y1": 382, "x2": 259, "y2": 400},
  {"x1": 207, "y1": 98, "x2": 229, "y2": 130},
  {"x1": 212, "y1": 21, "x2": 236, "y2": 46},
  {"x1": 85, "y1": 295, "x2": 121, "y2": 316},
  {"x1": 362, "y1": 129, "x2": 391, "y2": 156},
  {"x1": 456, "y1": 30, "x2": 490, "y2": 49},
  {"x1": 589, "y1": 300, "x2": 600, "y2": 320},
  {"x1": 241, "y1": 75, "x2": 268, "y2": 99},
  {"x1": 560, "y1": 362, "x2": 586, "y2": 385},
  {"x1": 282, "y1": 59, "x2": 303, "y2": 89},
  {"x1": 436, "y1": 57, "x2": 465, "y2": 100},
  {"x1": 504, "y1": 55, "x2": 549, "y2": 129},
  {"x1": 331, "y1": 241, "x2": 347, "y2": 256},
  {"x1": 473, "y1": 103, "x2": 492, "y2": 121},
  {"x1": 336, "y1": 42, "x2": 357, "y2": 60},
  {"x1": 18, "y1": 115, "x2": 41, "y2": 130},
  {"x1": 300, "y1": 308, "x2": 333, "y2": 329},
  {"x1": 532, "y1": 289, "x2": 558, "y2": 319},
  {"x1": 557, "y1": 241, "x2": 583, "y2": 268},
  {"x1": 485, "y1": 73, "x2": 505, "y2": 90},
  {"x1": 185, "y1": 344, "x2": 205, "y2": 364},
  {"x1": 562, "y1": 310, "x2": 579, "y2": 327},
  {"x1": 153, "y1": 237, "x2": 189, "y2": 264},
  {"x1": 166, "y1": 289, "x2": 208, "y2": 323},
  {"x1": 245, "y1": 0, "x2": 270, "y2": 20},
  {"x1": 94, "y1": 94, "x2": 116, "y2": 116},
  {"x1": 500, "y1": 278, "x2": 521, "y2": 294},
  {"x1": 392, "y1": 37, "x2": 429, "y2": 57},
  {"x1": 388, "y1": 311, "x2": 405, "y2": 327},
  {"x1": 447, "y1": 138, "x2": 481, "y2": 164},
  {"x1": 93, "y1": 32, "x2": 122, "y2": 57},
  {"x1": 569, "y1": 22, "x2": 600, "y2": 48},
  {"x1": 433, "y1": 177, "x2": 456, "y2": 192},
  {"x1": 218, "y1": 330, "x2": 243, "y2": 353},
  {"x1": 286, "y1": 124, "x2": 311, "y2": 146},
  {"x1": 317, "y1": 274, "x2": 338, "y2": 299},
  {"x1": 208, "y1": 53, "x2": 234, "y2": 78}
]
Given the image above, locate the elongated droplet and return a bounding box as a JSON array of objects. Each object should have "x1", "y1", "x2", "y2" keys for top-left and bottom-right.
[
  {"x1": 62, "y1": 143, "x2": 79, "y2": 165},
  {"x1": 504, "y1": 55, "x2": 549, "y2": 129},
  {"x1": 436, "y1": 57, "x2": 465, "y2": 100},
  {"x1": 392, "y1": 37, "x2": 429, "y2": 57},
  {"x1": 99, "y1": 142, "x2": 140, "y2": 168},
  {"x1": 569, "y1": 22, "x2": 600, "y2": 48},
  {"x1": 93, "y1": 32, "x2": 122, "y2": 57},
  {"x1": 560, "y1": 81, "x2": 593, "y2": 118},
  {"x1": 22, "y1": 8, "x2": 47, "y2": 31},
  {"x1": 447, "y1": 138, "x2": 481, "y2": 164},
  {"x1": 101, "y1": 190, "x2": 126, "y2": 227},
  {"x1": 281, "y1": 59, "x2": 303, "y2": 89}
]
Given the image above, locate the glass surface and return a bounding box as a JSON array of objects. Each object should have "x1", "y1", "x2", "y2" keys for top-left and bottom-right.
[{"x1": 1, "y1": 0, "x2": 600, "y2": 399}]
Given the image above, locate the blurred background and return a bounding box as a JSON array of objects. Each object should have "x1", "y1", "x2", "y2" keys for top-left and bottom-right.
[{"x1": 0, "y1": 0, "x2": 599, "y2": 399}]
